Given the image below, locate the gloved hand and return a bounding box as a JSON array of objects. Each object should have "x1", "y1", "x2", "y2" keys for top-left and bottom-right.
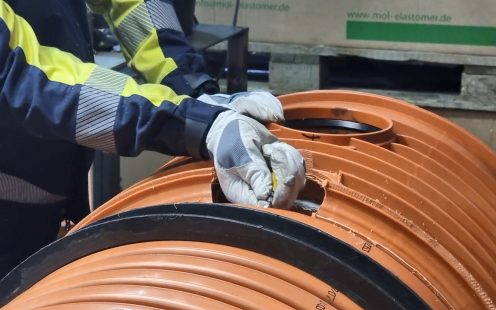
[
  {"x1": 206, "y1": 110, "x2": 306, "y2": 209},
  {"x1": 198, "y1": 91, "x2": 284, "y2": 124}
]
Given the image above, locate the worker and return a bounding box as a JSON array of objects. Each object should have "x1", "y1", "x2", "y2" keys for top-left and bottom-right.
[{"x1": 0, "y1": 0, "x2": 305, "y2": 279}]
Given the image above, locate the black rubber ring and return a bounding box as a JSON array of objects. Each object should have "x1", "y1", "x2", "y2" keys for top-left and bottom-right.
[
  {"x1": 284, "y1": 119, "x2": 381, "y2": 133},
  {"x1": 0, "y1": 203, "x2": 428, "y2": 309}
]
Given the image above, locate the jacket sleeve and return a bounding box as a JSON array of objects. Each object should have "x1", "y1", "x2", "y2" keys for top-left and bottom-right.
[
  {"x1": 86, "y1": 0, "x2": 219, "y2": 96},
  {"x1": 0, "y1": 0, "x2": 227, "y2": 159}
]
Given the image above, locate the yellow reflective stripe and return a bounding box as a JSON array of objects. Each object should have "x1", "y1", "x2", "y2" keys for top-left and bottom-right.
[
  {"x1": 87, "y1": 1, "x2": 143, "y2": 60},
  {"x1": 122, "y1": 78, "x2": 188, "y2": 107},
  {"x1": 107, "y1": 0, "x2": 143, "y2": 26},
  {"x1": 37, "y1": 47, "x2": 96, "y2": 86},
  {"x1": 1, "y1": 1, "x2": 94, "y2": 85},
  {"x1": 88, "y1": 0, "x2": 178, "y2": 84},
  {"x1": 85, "y1": 66, "x2": 128, "y2": 95},
  {"x1": 113, "y1": 2, "x2": 153, "y2": 57},
  {"x1": 129, "y1": 29, "x2": 178, "y2": 84},
  {"x1": 1, "y1": 1, "x2": 187, "y2": 110},
  {"x1": 86, "y1": 0, "x2": 143, "y2": 25}
]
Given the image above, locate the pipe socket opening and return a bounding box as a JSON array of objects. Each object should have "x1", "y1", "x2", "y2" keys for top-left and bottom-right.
[
  {"x1": 284, "y1": 118, "x2": 380, "y2": 134},
  {"x1": 211, "y1": 177, "x2": 325, "y2": 214},
  {"x1": 269, "y1": 107, "x2": 395, "y2": 146},
  {"x1": 285, "y1": 107, "x2": 389, "y2": 133}
]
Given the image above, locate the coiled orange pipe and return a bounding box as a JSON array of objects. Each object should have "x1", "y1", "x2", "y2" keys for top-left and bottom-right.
[{"x1": 1, "y1": 90, "x2": 495, "y2": 309}]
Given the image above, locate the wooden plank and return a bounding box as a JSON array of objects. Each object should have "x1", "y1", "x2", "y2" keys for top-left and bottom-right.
[
  {"x1": 211, "y1": 41, "x2": 496, "y2": 66},
  {"x1": 349, "y1": 88, "x2": 496, "y2": 112}
]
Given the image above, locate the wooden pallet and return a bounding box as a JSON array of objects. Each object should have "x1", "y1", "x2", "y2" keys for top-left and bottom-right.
[
  {"x1": 215, "y1": 42, "x2": 496, "y2": 149},
  {"x1": 261, "y1": 43, "x2": 495, "y2": 110},
  {"x1": 213, "y1": 41, "x2": 496, "y2": 111}
]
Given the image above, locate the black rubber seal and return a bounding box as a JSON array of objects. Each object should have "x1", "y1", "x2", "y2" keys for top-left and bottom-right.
[
  {"x1": 284, "y1": 119, "x2": 381, "y2": 133},
  {"x1": 0, "y1": 203, "x2": 428, "y2": 309}
]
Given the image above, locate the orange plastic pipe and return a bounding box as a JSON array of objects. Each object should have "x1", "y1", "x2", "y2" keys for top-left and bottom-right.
[{"x1": 3, "y1": 90, "x2": 495, "y2": 309}]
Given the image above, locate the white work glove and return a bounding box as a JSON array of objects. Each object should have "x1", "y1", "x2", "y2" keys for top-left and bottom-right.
[
  {"x1": 206, "y1": 110, "x2": 306, "y2": 209},
  {"x1": 198, "y1": 91, "x2": 284, "y2": 124}
]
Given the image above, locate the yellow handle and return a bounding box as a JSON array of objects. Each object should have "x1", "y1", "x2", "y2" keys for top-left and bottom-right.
[{"x1": 272, "y1": 172, "x2": 278, "y2": 190}]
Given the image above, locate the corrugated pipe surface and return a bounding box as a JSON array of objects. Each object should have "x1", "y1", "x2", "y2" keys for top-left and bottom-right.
[{"x1": 1, "y1": 91, "x2": 495, "y2": 309}]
